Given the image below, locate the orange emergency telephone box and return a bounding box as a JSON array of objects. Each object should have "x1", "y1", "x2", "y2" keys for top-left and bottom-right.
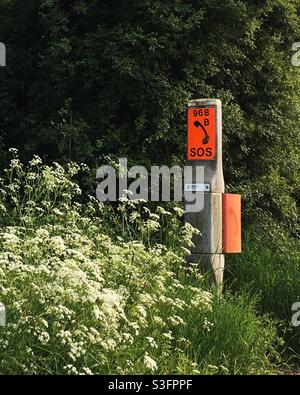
[{"x1": 222, "y1": 194, "x2": 241, "y2": 253}]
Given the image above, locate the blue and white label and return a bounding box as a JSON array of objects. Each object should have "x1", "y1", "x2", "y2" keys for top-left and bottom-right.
[{"x1": 184, "y1": 183, "x2": 210, "y2": 192}]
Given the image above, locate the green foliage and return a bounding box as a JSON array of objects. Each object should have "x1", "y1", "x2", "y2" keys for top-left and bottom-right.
[
  {"x1": 191, "y1": 292, "x2": 282, "y2": 375},
  {"x1": 0, "y1": 0, "x2": 299, "y2": 228},
  {"x1": 0, "y1": 0, "x2": 299, "y2": 374},
  {"x1": 0, "y1": 156, "x2": 280, "y2": 374},
  {"x1": 226, "y1": 221, "x2": 300, "y2": 359}
]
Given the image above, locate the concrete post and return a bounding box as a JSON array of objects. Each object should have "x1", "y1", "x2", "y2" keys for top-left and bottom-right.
[{"x1": 184, "y1": 99, "x2": 225, "y2": 284}]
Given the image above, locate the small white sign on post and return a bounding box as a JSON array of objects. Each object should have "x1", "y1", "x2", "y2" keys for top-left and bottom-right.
[
  {"x1": 184, "y1": 183, "x2": 210, "y2": 192},
  {"x1": 0, "y1": 42, "x2": 6, "y2": 67}
]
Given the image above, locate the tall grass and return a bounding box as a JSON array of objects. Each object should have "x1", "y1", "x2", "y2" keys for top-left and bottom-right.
[
  {"x1": 226, "y1": 220, "x2": 300, "y2": 362},
  {"x1": 179, "y1": 290, "x2": 281, "y2": 374},
  {"x1": 0, "y1": 153, "x2": 283, "y2": 374}
]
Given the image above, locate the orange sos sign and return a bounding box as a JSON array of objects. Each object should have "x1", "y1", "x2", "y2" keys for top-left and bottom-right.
[{"x1": 188, "y1": 107, "x2": 216, "y2": 160}]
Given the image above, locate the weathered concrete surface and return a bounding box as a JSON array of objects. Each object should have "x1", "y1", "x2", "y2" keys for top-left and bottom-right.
[
  {"x1": 185, "y1": 192, "x2": 222, "y2": 254},
  {"x1": 184, "y1": 99, "x2": 224, "y2": 285}
]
